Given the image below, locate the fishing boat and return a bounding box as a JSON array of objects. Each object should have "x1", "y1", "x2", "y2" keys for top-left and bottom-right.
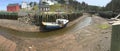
[{"x1": 41, "y1": 19, "x2": 69, "y2": 30}]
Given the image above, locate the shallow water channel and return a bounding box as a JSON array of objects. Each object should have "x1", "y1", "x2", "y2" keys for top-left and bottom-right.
[{"x1": 0, "y1": 17, "x2": 91, "y2": 38}]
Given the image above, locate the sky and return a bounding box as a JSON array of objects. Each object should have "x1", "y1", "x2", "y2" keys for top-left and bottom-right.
[
  {"x1": 77, "y1": 0, "x2": 111, "y2": 6},
  {"x1": 0, "y1": 0, "x2": 111, "y2": 11}
]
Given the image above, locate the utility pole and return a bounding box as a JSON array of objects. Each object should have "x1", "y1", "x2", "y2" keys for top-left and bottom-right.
[{"x1": 65, "y1": 0, "x2": 69, "y2": 13}]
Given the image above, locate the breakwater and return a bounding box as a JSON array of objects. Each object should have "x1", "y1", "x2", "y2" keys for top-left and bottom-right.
[
  {"x1": 0, "y1": 12, "x2": 83, "y2": 32},
  {"x1": 0, "y1": 12, "x2": 82, "y2": 25},
  {"x1": 34, "y1": 13, "x2": 83, "y2": 26},
  {"x1": 0, "y1": 12, "x2": 18, "y2": 20}
]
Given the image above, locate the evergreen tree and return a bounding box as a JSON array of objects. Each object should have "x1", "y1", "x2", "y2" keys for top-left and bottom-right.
[{"x1": 106, "y1": 0, "x2": 120, "y2": 12}]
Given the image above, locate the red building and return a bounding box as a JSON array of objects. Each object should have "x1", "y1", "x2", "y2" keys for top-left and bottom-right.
[{"x1": 7, "y1": 3, "x2": 20, "y2": 12}]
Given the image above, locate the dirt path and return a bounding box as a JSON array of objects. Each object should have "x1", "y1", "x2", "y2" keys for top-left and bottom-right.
[{"x1": 0, "y1": 14, "x2": 111, "y2": 51}]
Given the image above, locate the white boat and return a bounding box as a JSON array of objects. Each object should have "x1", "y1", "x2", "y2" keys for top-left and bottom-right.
[{"x1": 41, "y1": 19, "x2": 69, "y2": 30}]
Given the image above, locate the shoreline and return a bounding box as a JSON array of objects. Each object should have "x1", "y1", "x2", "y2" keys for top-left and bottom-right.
[{"x1": 0, "y1": 13, "x2": 88, "y2": 32}]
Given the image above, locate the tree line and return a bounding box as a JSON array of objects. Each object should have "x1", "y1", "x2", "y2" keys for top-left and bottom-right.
[{"x1": 105, "y1": 0, "x2": 120, "y2": 13}]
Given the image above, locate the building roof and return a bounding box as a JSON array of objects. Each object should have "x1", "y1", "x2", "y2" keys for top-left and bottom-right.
[{"x1": 8, "y1": 3, "x2": 19, "y2": 6}]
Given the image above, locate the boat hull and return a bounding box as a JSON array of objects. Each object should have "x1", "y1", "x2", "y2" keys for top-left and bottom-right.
[
  {"x1": 41, "y1": 22, "x2": 68, "y2": 31},
  {"x1": 45, "y1": 25, "x2": 62, "y2": 30},
  {"x1": 40, "y1": 19, "x2": 69, "y2": 31}
]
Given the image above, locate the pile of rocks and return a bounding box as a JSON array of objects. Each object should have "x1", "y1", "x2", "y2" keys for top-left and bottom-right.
[{"x1": 18, "y1": 13, "x2": 35, "y2": 25}]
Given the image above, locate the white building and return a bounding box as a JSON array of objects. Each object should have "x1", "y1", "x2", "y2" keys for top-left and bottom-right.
[
  {"x1": 21, "y1": 2, "x2": 28, "y2": 9},
  {"x1": 21, "y1": 1, "x2": 32, "y2": 10},
  {"x1": 41, "y1": 0, "x2": 57, "y2": 5}
]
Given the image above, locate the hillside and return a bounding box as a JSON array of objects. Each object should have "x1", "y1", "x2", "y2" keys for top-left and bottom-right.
[
  {"x1": 50, "y1": 0, "x2": 81, "y2": 12},
  {"x1": 106, "y1": 0, "x2": 120, "y2": 12}
]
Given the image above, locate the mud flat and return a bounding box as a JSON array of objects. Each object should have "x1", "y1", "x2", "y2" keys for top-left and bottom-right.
[
  {"x1": 0, "y1": 19, "x2": 40, "y2": 32},
  {"x1": 0, "y1": 13, "x2": 111, "y2": 51},
  {"x1": 0, "y1": 13, "x2": 87, "y2": 32}
]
